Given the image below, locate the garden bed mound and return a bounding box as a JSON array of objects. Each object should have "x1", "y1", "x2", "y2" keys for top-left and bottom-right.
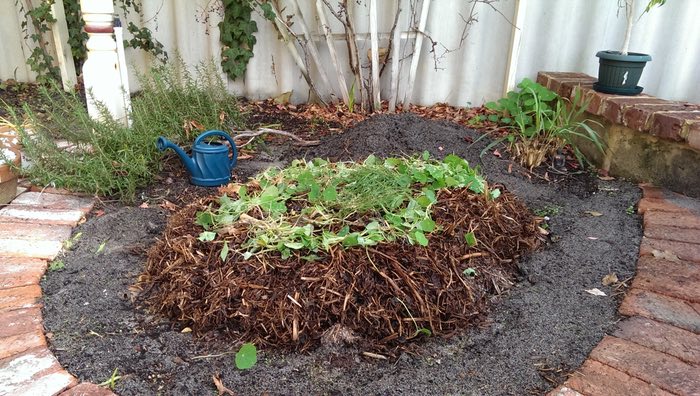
[{"x1": 139, "y1": 184, "x2": 541, "y2": 350}]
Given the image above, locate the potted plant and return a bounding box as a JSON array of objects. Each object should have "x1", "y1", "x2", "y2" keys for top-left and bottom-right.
[{"x1": 594, "y1": 0, "x2": 666, "y2": 95}]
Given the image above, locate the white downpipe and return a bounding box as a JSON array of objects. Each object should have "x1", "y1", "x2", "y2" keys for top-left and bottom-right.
[
  {"x1": 113, "y1": 18, "x2": 132, "y2": 126},
  {"x1": 503, "y1": 0, "x2": 526, "y2": 96}
]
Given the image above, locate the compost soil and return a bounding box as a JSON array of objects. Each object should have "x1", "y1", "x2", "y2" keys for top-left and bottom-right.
[{"x1": 42, "y1": 113, "x2": 642, "y2": 396}]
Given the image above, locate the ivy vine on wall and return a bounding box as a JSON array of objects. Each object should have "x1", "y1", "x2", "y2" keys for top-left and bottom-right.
[{"x1": 218, "y1": 0, "x2": 274, "y2": 80}]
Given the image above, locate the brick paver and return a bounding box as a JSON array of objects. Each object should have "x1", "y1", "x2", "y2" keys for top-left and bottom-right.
[
  {"x1": 555, "y1": 184, "x2": 700, "y2": 396},
  {"x1": 0, "y1": 190, "x2": 113, "y2": 395},
  {"x1": 614, "y1": 316, "x2": 700, "y2": 365},
  {"x1": 590, "y1": 336, "x2": 700, "y2": 395}
]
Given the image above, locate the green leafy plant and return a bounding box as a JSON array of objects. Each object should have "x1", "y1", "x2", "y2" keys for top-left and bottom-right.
[
  {"x1": 16, "y1": 0, "x2": 60, "y2": 84},
  {"x1": 218, "y1": 0, "x2": 274, "y2": 80},
  {"x1": 235, "y1": 343, "x2": 257, "y2": 370},
  {"x1": 196, "y1": 153, "x2": 493, "y2": 259},
  {"x1": 482, "y1": 78, "x2": 603, "y2": 169},
  {"x1": 626, "y1": 205, "x2": 635, "y2": 215},
  {"x1": 48, "y1": 260, "x2": 65, "y2": 271}
]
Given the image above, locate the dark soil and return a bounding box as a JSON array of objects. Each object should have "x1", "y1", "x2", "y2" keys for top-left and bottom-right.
[{"x1": 42, "y1": 113, "x2": 642, "y2": 396}]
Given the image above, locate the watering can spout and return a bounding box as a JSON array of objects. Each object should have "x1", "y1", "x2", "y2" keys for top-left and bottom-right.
[{"x1": 156, "y1": 136, "x2": 198, "y2": 177}]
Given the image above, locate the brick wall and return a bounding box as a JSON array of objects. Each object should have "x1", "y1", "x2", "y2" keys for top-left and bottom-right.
[{"x1": 536, "y1": 72, "x2": 700, "y2": 151}]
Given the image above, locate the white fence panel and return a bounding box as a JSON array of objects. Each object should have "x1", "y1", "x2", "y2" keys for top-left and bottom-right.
[{"x1": 1, "y1": 0, "x2": 699, "y2": 105}]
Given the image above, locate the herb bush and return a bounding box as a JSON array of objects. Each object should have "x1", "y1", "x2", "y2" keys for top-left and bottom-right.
[{"x1": 0, "y1": 58, "x2": 245, "y2": 201}]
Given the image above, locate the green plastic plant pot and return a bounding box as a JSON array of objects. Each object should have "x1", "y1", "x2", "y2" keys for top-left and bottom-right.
[{"x1": 594, "y1": 50, "x2": 652, "y2": 95}]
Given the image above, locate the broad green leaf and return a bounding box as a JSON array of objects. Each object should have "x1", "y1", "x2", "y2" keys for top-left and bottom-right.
[
  {"x1": 235, "y1": 343, "x2": 257, "y2": 370},
  {"x1": 417, "y1": 219, "x2": 436, "y2": 232},
  {"x1": 342, "y1": 233, "x2": 360, "y2": 247},
  {"x1": 220, "y1": 241, "x2": 230, "y2": 261},
  {"x1": 284, "y1": 242, "x2": 305, "y2": 249},
  {"x1": 195, "y1": 211, "x2": 214, "y2": 228},
  {"x1": 422, "y1": 150, "x2": 430, "y2": 161},
  {"x1": 198, "y1": 231, "x2": 216, "y2": 242},
  {"x1": 322, "y1": 185, "x2": 337, "y2": 201},
  {"x1": 464, "y1": 231, "x2": 477, "y2": 247},
  {"x1": 489, "y1": 189, "x2": 501, "y2": 199},
  {"x1": 414, "y1": 230, "x2": 429, "y2": 246}
]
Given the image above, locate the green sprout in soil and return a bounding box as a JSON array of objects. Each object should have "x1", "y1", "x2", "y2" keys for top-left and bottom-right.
[
  {"x1": 48, "y1": 260, "x2": 65, "y2": 271},
  {"x1": 196, "y1": 152, "x2": 493, "y2": 259},
  {"x1": 98, "y1": 368, "x2": 121, "y2": 390},
  {"x1": 626, "y1": 205, "x2": 635, "y2": 215}
]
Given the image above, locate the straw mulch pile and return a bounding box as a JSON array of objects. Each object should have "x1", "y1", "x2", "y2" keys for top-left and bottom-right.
[{"x1": 136, "y1": 187, "x2": 541, "y2": 351}]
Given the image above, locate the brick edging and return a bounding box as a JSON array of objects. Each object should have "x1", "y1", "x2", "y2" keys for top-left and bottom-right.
[
  {"x1": 0, "y1": 188, "x2": 115, "y2": 395},
  {"x1": 536, "y1": 72, "x2": 700, "y2": 151},
  {"x1": 549, "y1": 184, "x2": 700, "y2": 396}
]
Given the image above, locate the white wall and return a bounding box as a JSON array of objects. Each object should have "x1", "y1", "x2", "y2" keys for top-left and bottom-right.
[{"x1": 2, "y1": 0, "x2": 699, "y2": 105}]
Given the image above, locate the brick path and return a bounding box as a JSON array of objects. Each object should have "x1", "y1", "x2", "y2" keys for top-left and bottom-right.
[
  {"x1": 550, "y1": 184, "x2": 700, "y2": 396},
  {"x1": 0, "y1": 189, "x2": 112, "y2": 396},
  {"x1": 1, "y1": 184, "x2": 699, "y2": 395}
]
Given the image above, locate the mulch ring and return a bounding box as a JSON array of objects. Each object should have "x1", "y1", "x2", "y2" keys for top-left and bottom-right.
[{"x1": 136, "y1": 184, "x2": 542, "y2": 353}]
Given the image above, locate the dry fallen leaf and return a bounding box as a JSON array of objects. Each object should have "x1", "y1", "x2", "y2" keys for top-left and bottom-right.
[
  {"x1": 212, "y1": 374, "x2": 235, "y2": 396},
  {"x1": 602, "y1": 273, "x2": 619, "y2": 286},
  {"x1": 586, "y1": 288, "x2": 607, "y2": 296},
  {"x1": 181, "y1": 327, "x2": 192, "y2": 333},
  {"x1": 493, "y1": 149, "x2": 502, "y2": 158},
  {"x1": 651, "y1": 249, "x2": 681, "y2": 263},
  {"x1": 139, "y1": 202, "x2": 149, "y2": 208},
  {"x1": 585, "y1": 211, "x2": 603, "y2": 217}
]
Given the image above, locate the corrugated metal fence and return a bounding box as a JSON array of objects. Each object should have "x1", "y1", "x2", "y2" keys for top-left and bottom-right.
[{"x1": 1, "y1": 0, "x2": 699, "y2": 105}]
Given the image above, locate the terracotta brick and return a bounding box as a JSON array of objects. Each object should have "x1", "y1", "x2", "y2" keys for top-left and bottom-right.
[
  {"x1": 614, "y1": 316, "x2": 700, "y2": 365},
  {"x1": 0, "y1": 221, "x2": 72, "y2": 241},
  {"x1": 546, "y1": 386, "x2": 585, "y2": 396},
  {"x1": 0, "y1": 307, "x2": 43, "y2": 338},
  {"x1": 687, "y1": 121, "x2": 700, "y2": 150},
  {"x1": 635, "y1": 255, "x2": 700, "y2": 303},
  {"x1": 639, "y1": 237, "x2": 700, "y2": 264},
  {"x1": 559, "y1": 79, "x2": 595, "y2": 100},
  {"x1": 60, "y1": 383, "x2": 116, "y2": 396},
  {"x1": 619, "y1": 288, "x2": 700, "y2": 333},
  {"x1": 0, "y1": 347, "x2": 77, "y2": 395},
  {"x1": 0, "y1": 238, "x2": 64, "y2": 260},
  {"x1": 637, "y1": 198, "x2": 691, "y2": 214},
  {"x1": 0, "y1": 284, "x2": 42, "y2": 312},
  {"x1": 566, "y1": 359, "x2": 672, "y2": 396},
  {"x1": 0, "y1": 331, "x2": 46, "y2": 360},
  {"x1": 11, "y1": 192, "x2": 94, "y2": 213},
  {"x1": 0, "y1": 206, "x2": 86, "y2": 226},
  {"x1": 0, "y1": 257, "x2": 47, "y2": 289},
  {"x1": 649, "y1": 111, "x2": 700, "y2": 141},
  {"x1": 644, "y1": 224, "x2": 700, "y2": 245},
  {"x1": 603, "y1": 97, "x2": 668, "y2": 125},
  {"x1": 585, "y1": 89, "x2": 617, "y2": 116},
  {"x1": 537, "y1": 72, "x2": 592, "y2": 91},
  {"x1": 590, "y1": 336, "x2": 700, "y2": 396},
  {"x1": 624, "y1": 103, "x2": 700, "y2": 132},
  {"x1": 27, "y1": 185, "x2": 91, "y2": 197},
  {"x1": 644, "y1": 211, "x2": 700, "y2": 230},
  {"x1": 639, "y1": 183, "x2": 666, "y2": 199}
]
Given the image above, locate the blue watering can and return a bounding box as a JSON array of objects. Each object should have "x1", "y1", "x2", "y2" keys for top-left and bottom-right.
[{"x1": 157, "y1": 130, "x2": 238, "y2": 187}]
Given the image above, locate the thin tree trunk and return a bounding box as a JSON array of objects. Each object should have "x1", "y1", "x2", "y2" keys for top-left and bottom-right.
[
  {"x1": 403, "y1": 0, "x2": 431, "y2": 107},
  {"x1": 316, "y1": 0, "x2": 350, "y2": 105},
  {"x1": 369, "y1": 0, "x2": 381, "y2": 111},
  {"x1": 621, "y1": 0, "x2": 635, "y2": 55},
  {"x1": 388, "y1": 1, "x2": 402, "y2": 112}
]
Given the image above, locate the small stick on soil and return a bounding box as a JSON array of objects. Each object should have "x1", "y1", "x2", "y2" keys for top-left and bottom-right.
[
  {"x1": 459, "y1": 252, "x2": 488, "y2": 260},
  {"x1": 190, "y1": 351, "x2": 237, "y2": 360},
  {"x1": 362, "y1": 351, "x2": 388, "y2": 360},
  {"x1": 232, "y1": 128, "x2": 320, "y2": 147}
]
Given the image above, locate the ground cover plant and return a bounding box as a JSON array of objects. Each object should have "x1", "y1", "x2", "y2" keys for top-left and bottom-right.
[
  {"x1": 0, "y1": 58, "x2": 244, "y2": 201},
  {"x1": 138, "y1": 153, "x2": 542, "y2": 349}
]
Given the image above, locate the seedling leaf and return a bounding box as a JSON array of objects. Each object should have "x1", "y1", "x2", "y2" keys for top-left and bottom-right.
[
  {"x1": 464, "y1": 232, "x2": 477, "y2": 247},
  {"x1": 235, "y1": 343, "x2": 257, "y2": 370}
]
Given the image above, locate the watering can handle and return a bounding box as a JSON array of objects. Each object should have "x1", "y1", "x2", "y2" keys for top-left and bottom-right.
[{"x1": 194, "y1": 130, "x2": 238, "y2": 169}]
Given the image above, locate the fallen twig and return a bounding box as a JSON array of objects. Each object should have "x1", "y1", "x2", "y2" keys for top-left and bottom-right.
[{"x1": 232, "y1": 128, "x2": 320, "y2": 147}]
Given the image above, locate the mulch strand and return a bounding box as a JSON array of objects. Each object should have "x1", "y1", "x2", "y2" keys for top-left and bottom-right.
[{"x1": 137, "y1": 185, "x2": 542, "y2": 352}]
